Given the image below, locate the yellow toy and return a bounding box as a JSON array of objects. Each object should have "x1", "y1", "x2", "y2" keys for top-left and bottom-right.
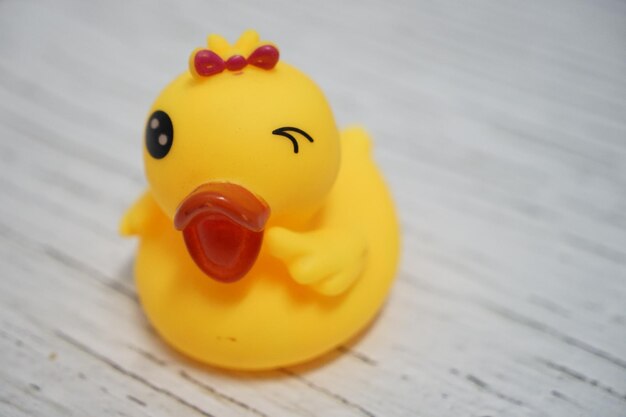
[{"x1": 120, "y1": 30, "x2": 400, "y2": 370}]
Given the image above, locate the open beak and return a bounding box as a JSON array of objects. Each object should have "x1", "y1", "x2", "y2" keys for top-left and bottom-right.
[{"x1": 174, "y1": 182, "x2": 270, "y2": 283}]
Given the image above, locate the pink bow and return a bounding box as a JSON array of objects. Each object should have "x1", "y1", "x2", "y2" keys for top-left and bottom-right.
[{"x1": 193, "y1": 45, "x2": 279, "y2": 77}]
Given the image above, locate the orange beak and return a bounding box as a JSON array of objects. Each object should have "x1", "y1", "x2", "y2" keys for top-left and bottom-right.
[{"x1": 174, "y1": 183, "x2": 270, "y2": 283}]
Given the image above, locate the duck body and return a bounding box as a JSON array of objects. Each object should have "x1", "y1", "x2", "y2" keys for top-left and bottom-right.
[{"x1": 121, "y1": 31, "x2": 400, "y2": 370}]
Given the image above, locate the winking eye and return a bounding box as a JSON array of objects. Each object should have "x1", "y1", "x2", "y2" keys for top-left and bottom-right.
[{"x1": 272, "y1": 127, "x2": 314, "y2": 154}]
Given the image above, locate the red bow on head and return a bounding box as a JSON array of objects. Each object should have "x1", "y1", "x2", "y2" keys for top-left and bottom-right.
[{"x1": 192, "y1": 45, "x2": 279, "y2": 77}]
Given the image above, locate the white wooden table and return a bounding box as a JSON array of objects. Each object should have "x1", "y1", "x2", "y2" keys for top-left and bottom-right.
[{"x1": 1, "y1": 0, "x2": 625, "y2": 416}]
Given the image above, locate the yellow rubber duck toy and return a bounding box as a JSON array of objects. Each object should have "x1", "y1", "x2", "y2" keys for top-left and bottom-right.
[{"x1": 120, "y1": 30, "x2": 400, "y2": 370}]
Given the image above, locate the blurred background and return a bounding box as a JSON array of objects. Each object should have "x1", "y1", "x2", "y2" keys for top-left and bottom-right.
[{"x1": 1, "y1": 0, "x2": 625, "y2": 416}]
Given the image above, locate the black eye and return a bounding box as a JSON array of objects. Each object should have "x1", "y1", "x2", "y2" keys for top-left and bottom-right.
[
  {"x1": 146, "y1": 110, "x2": 174, "y2": 159},
  {"x1": 272, "y1": 127, "x2": 314, "y2": 154}
]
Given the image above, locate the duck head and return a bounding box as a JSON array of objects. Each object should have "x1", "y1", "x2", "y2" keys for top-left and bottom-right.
[{"x1": 142, "y1": 31, "x2": 340, "y2": 283}]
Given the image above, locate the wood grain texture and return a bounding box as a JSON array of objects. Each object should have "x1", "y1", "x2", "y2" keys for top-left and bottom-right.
[{"x1": 0, "y1": 0, "x2": 625, "y2": 415}]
